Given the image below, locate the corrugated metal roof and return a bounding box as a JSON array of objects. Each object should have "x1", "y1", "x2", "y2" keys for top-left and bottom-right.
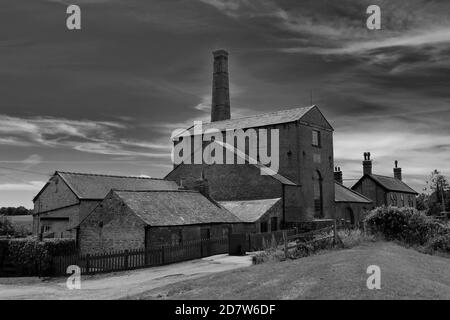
[
  {"x1": 335, "y1": 182, "x2": 372, "y2": 203},
  {"x1": 174, "y1": 105, "x2": 317, "y2": 139},
  {"x1": 367, "y1": 174, "x2": 417, "y2": 194},
  {"x1": 219, "y1": 198, "x2": 281, "y2": 223},
  {"x1": 115, "y1": 190, "x2": 240, "y2": 226},
  {"x1": 57, "y1": 172, "x2": 180, "y2": 200}
]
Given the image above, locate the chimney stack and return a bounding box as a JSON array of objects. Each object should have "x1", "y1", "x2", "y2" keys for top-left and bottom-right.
[
  {"x1": 334, "y1": 167, "x2": 343, "y2": 184},
  {"x1": 363, "y1": 152, "x2": 372, "y2": 175},
  {"x1": 393, "y1": 160, "x2": 402, "y2": 181},
  {"x1": 211, "y1": 50, "x2": 231, "y2": 122},
  {"x1": 193, "y1": 170, "x2": 210, "y2": 198}
]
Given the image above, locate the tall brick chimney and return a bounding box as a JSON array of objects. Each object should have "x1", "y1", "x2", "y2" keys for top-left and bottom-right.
[
  {"x1": 334, "y1": 167, "x2": 343, "y2": 184},
  {"x1": 211, "y1": 49, "x2": 231, "y2": 122},
  {"x1": 363, "y1": 152, "x2": 372, "y2": 175},
  {"x1": 393, "y1": 160, "x2": 402, "y2": 181}
]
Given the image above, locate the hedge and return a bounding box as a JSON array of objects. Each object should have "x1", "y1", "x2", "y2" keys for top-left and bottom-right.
[
  {"x1": 364, "y1": 206, "x2": 449, "y2": 253},
  {"x1": 0, "y1": 238, "x2": 77, "y2": 276}
]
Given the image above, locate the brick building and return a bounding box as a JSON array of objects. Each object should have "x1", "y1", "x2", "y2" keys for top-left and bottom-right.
[
  {"x1": 351, "y1": 153, "x2": 418, "y2": 208},
  {"x1": 33, "y1": 172, "x2": 179, "y2": 238},
  {"x1": 77, "y1": 190, "x2": 240, "y2": 254},
  {"x1": 334, "y1": 167, "x2": 373, "y2": 226},
  {"x1": 167, "y1": 50, "x2": 336, "y2": 224}
]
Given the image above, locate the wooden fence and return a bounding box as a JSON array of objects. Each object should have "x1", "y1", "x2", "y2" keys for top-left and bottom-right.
[
  {"x1": 51, "y1": 236, "x2": 228, "y2": 276},
  {"x1": 283, "y1": 223, "x2": 337, "y2": 258}
]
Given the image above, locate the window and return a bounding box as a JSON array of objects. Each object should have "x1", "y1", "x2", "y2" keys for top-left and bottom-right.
[
  {"x1": 312, "y1": 130, "x2": 321, "y2": 147},
  {"x1": 270, "y1": 217, "x2": 278, "y2": 231},
  {"x1": 313, "y1": 171, "x2": 323, "y2": 218},
  {"x1": 260, "y1": 221, "x2": 268, "y2": 233},
  {"x1": 401, "y1": 194, "x2": 405, "y2": 207}
]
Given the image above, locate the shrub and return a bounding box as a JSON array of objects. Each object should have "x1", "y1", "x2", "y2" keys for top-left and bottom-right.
[
  {"x1": 424, "y1": 234, "x2": 450, "y2": 254},
  {"x1": 338, "y1": 229, "x2": 375, "y2": 249},
  {"x1": 1, "y1": 238, "x2": 77, "y2": 276},
  {"x1": 364, "y1": 206, "x2": 448, "y2": 245},
  {"x1": 364, "y1": 206, "x2": 449, "y2": 254},
  {"x1": 0, "y1": 217, "x2": 15, "y2": 236}
]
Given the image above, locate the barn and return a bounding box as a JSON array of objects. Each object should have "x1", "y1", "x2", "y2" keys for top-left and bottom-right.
[
  {"x1": 76, "y1": 189, "x2": 240, "y2": 254},
  {"x1": 32, "y1": 172, "x2": 179, "y2": 238}
]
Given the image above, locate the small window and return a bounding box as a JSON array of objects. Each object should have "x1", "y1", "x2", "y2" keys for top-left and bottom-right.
[
  {"x1": 401, "y1": 195, "x2": 405, "y2": 207},
  {"x1": 270, "y1": 217, "x2": 278, "y2": 231},
  {"x1": 312, "y1": 130, "x2": 321, "y2": 147},
  {"x1": 260, "y1": 221, "x2": 268, "y2": 233}
]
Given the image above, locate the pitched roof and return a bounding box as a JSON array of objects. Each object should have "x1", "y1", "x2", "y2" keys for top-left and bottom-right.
[
  {"x1": 335, "y1": 182, "x2": 372, "y2": 203},
  {"x1": 114, "y1": 190, "x2": 240, "y2": 226},
  {"x1": 167, "y1": 139, "x2": 297, "y2": 186},
  {"x1": 173, "y1": 105, "x2": 331, "y2": 139},
  {"x1": 353, "y1": 174, "x2": 418, "y2": 194},
  {"x1": 35, "y1": 172, "x2": 179, "y2": 201},
  {"x1": 218, "y1": 198, "x2": 282, "y2": 223}
]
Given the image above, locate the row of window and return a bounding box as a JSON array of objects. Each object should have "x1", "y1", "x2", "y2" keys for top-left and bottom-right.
[
  {"x1": 260, "y1": 217, "x2": 278, "y2": 233},
  {"x1": 390, "y1": 194, "x2": 414, "y2": 207}
]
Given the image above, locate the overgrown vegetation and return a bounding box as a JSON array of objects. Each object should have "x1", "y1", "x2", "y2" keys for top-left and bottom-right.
[
  {"x1": 364, "y1": 206, "x2": 449, "y2": 255},
  {"x1": 0, "y1": 238, "x2": 77, "y2": 276},
  {"x1": 338, "y1": 229, "x2": 376, "y2": 248},
  {"x1": 0, "y1": 216, "x2": 32, "y2": 238},
  {"x1": 252, "y1": 230, "x2": 336, "y2": 264}
]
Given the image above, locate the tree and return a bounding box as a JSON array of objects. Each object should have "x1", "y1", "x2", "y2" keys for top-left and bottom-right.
[
  {"x1": 0, "y1": 206, "x2": 32, "y2": 216},
  {"x1": 423, "y1": 170, "x2": 449, "y2": 215}
]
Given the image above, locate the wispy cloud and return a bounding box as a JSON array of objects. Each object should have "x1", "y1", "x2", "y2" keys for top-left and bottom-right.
[
  {"x1": 0, "y1": 181, "x2": 45, "y2": 191},
  {"x1": 0, "y1": 115, "x2": 171, "y2": 158}
]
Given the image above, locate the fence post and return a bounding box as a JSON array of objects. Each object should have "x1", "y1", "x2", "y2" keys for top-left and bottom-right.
[
  {"x1": 333, "y1": 219, "x2": 337, "y2": 246},
  {"x1": 86, "y1": 254, "x2": 90, "y2": 274},
  {"x1": 124, "y1": 250, "x2": 129, "y2": 269},
  {"x1": 283, "y1": 230, "x2": 288, "y2": 259}
]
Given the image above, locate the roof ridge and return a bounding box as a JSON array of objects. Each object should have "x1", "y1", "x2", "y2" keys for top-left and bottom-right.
[
  {"x1": 202, "y1": 105, "x2": 315, "y2": 125},
  {"x1": 56, "y1": 171, "x2": 164, "y2": 180},
  {"x1": 336, "y1": 182, "x2": 372, "y2": 202},
  {"x1": 113, "y1": 189, "x2": 198, "y2": 193}
]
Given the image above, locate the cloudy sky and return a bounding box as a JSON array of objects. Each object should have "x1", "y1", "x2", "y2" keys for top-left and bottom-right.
[{"x1": 1, "y1": 0, "x2": 449, "y2": 208}]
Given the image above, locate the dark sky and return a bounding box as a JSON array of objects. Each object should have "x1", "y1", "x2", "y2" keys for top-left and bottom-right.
[{"x1": 1, "y1": 0, "x2": 449, "y2": 207}]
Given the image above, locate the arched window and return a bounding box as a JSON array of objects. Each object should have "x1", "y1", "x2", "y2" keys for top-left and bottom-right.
[{"x1": 313, "y1": 170, "x2": 323, "y2": 218}]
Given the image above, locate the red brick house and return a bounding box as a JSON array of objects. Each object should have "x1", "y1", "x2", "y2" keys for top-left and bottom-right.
[
  {"x1": 77, "y1": 190, "x2": 240, "y2": 254},
  {"x1": 351, "y1": 154, "x2": 418, "y2": 208}
]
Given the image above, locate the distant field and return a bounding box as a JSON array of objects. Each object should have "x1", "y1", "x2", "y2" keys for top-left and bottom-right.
[{"x1": 1, "y1": 215, "x2": 33, "y2": 233}]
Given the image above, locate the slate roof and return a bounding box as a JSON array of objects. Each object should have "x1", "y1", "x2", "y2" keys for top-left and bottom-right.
[
  {"x1": 34, "y1": 172, "x2": 180, "y2": 201},
  {"x1": 173, "y1": 105, "x2": 332, "y2": 139},
  {"x1": 218, "y1": 198, "x2": 282, "y2": 223},
  {"x1": 353, "y1": 174, "x2": 418, "y2": 194},
  {"x1": 114, "y1": 190, "x2": 240, "y2": 226},
  {"x1": 335, "y1": 182, "x2": 372, "y2": 204}
]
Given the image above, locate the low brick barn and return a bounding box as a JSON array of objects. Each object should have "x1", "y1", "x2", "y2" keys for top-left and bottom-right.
[
  {"x1": 219, "y1": 198, "x2": 282, "y2": 234},
  {"x1": 76, "y1": 190, "x2": 240, "y2": 255},
  {"x1": 33, "y1": 172, "x2": 180, "y2": 239}
]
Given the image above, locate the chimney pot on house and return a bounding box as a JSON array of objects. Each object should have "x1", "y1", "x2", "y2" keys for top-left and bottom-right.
[
  {"x1": 363, "y1": 152, "x2": 372, "y2": 175},
  {"x1": 334, "y1": 167, "x2": 343, "y2": 184},
  {"x1": 393, "y1": 160, "x2": 402, "y2": 181},
  {"x1": 211, "y1": 49, "x2": 231, "y2": 122}
]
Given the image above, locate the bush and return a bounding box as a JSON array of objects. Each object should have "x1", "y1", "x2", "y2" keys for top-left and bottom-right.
[
  {"x1": 364, "y1": 206, "x2": 448, "y2": 245},
  {"x1": 338, "y1": 229, "x2": 376, "y2": 249},
  {"x1": 1, "y1": 238, "x2": 76, "y2": 276},
  {"x1": 364, "y1": 206, "x2": 449, "y2": 254},
  {"x1": 0, "y1": 218, "x2": 15, "y2": 236},
  {"x1": 424, "y1": 234, "x2": 450, "y2": 254}
]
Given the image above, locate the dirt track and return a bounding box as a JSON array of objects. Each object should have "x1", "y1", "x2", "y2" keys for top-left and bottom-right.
[{"x1": 0, "y1": 254, "x2": 253, "y2": 300}]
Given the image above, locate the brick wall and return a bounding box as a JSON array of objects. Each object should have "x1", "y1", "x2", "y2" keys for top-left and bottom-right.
[
  {"x1": 79, "y1": 193, "x2": 146, "y2": 255},
  {"x1": 168, "y1": 108, "x2": 335, "y2": 222}
]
